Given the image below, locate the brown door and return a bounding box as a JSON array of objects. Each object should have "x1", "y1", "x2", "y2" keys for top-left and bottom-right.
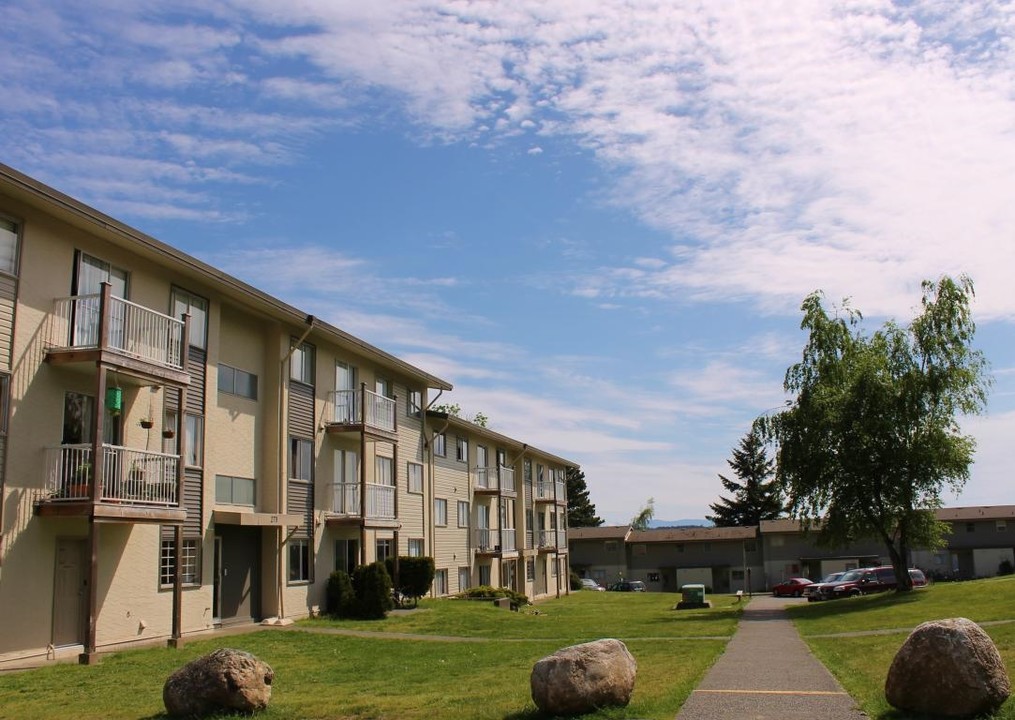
[{"x1": 52, "y1": 539, "x2": 87, "y2": 647}]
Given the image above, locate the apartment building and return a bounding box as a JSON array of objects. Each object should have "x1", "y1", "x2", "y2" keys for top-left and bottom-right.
[
  {"x1": 425, "y1": 411, "x2": 573, "y2": 600},
  {"x1": 0, "y1": 163, "x2": 571, "y2": 666},
  {"x1": 570, "y1": 505, "x2": 1015, "y2": 593}
]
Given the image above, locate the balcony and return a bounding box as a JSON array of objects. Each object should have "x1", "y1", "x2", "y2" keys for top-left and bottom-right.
[
  {"x1": 534, "y1": 481, "x2": 566, "y2": 504},
  {"x1": 325, "y1": 389, "x2": 397, "y2": 440},
  {"x1": 325, "y1": 482, "x2": 396, "y2": 527},
  {"x1": 37, "y1": 444, "x2": 184, "y2": 522},
  {"x1": 499, "y1": 466, "x2": 517, "y2": 495},
  {"x1": 537, "y1": 529, "x2": 566, "y2": 551},
  {"x1": 474, "y1": 466, "x2": 516, "y2": 495},
  {"x1": 45, "y1": 291, "x2": 189, "y2": 385},
  {"x1": 474, "y1": 528, "x2": 517, "y2": 554}
]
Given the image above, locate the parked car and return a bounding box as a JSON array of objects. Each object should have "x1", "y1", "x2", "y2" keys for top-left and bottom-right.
[
  {"x1": 771, "y1": 577, "x2": 814, "y2": 597},
  {"x1": 822, "y1": 566, "x2": 928, "y2": 600},
  {"x1": 607, "y1": 580, "x2": 647, "y2": 592},
  {"x1": 580, "y1": 578, "x2": 605, "y2": 591},
  {"x1": 804, "y1": 571, "x2": 846, "y2": 601}
]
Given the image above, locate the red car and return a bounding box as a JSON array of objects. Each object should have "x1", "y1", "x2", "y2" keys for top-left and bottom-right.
[{"x1": 771, "y1": 577, "x2": 813, "y2": 597}]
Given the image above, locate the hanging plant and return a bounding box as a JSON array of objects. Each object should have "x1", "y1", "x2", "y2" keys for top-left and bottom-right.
[
  {"x1": 140, "y1": 419, "x2": 154, "y2": 429},
  {"x1": 162, "y1": 429, "x2": 175, "y2": 439}
]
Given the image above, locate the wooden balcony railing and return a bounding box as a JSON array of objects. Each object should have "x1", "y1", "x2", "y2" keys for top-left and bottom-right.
[{"x1": 44, "y1": 444, "x2": 179, "y2": 506}]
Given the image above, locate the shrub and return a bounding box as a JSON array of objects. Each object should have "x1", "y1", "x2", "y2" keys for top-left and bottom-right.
[
  {"x1": 569, "y1": 571, "x2": 583, "y2": 591},
  {"x1": 352, "y1": 562, "x2": 394, "y2": 619},
  {"x1": 385, "y1": 556, "x2": 436, "y2": 607},
  {"x1": 326, "y1": 570, "x2": 356, "y2": 618},
  {"x1": 999, "y1": 559, "x2": 1014, "y2": 576},
  {"x1": 457, "y1": 585, "x2": 528, "y2": 607}
]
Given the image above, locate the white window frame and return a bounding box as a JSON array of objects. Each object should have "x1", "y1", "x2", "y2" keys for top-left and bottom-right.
[
  {"x1": 375, "y1": 455, "x2": 394, "y2": 486},
  {"x1": 0, "y1": 216, "x2": 20, "y2": 277},
  {"x1": 407, "y1": 461, "x2": 423, "y2": 494},
  {"x1": 434, "y1": 568, "x2": 448, "y2": 596},
  {"x1": 456, "y1": 436, "x2": 468, "y2": 463},
  {"x1": 408, "y1": 538, "x2": 424, "y2": 557},
  {"x1": 434, "y1": 432, "x2": 446, "y2": 457},
  {"x1": 159, "y1": 538, "x2": 200, "y2": 587},
  {"x1": 171, "y1": 287, "x2": 208, "y2": 350},
  {"x1": 457, "y1": 500, "x2": 470, "y2": 528},
  {"x1": 434, "y1": 498, "x2": 448, "y2": 527},
  {"x1": 290, "y1": 340, "x2": 315, "y2": 384},
  {"x1": 288, "y1": 538, "x2": 311, "y2": 583}
]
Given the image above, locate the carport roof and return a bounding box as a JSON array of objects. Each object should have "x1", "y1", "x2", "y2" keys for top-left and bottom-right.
[{"x1": 628, "y1": 526, "x2": 757, "y2": 543}]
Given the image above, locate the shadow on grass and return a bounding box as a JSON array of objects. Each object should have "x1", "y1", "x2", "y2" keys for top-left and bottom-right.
[{"x1": 788, "y1": 591, "x2": 925, "y2": 621}]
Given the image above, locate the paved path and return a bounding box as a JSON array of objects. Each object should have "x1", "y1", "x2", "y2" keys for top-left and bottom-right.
[{"x1": 676, "y1": 595, "x2": 868, "y2": 720}]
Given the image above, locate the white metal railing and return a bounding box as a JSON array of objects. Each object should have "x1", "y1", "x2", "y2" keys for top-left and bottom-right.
[
  {"x1": 501, "y1": 528, "x2": 517, "y2": 552},
  {"x1": 475, "y1": 528, "x2": 492, "y2": 551},
  {"x1": 49, "y1": 295, "x2": 185, "y2": 370},
  {"x1": 328, "y1": 482, "x2": 395, "y2": 519},
  {"x1": 328, "y1": 389, "x2": 396, "y2": 433},
  {"x1": 499, "y1": 466, "x2": 516, "y2": 493},
  {"x1": 535, "y1": 481, "x2": 566, "y2": 502},
  {"x1": 474, "y1": 467, "x2": 497, "y2": 491},
  {"x1": 537, "y1": 530, "x2": 555, "y2": 549},
  {"x1": 556, "y1": 530, "x2": 568, "y2": 549},
  {"x1": 44, "y1": 444, "x2": 179, "y2": 506}
]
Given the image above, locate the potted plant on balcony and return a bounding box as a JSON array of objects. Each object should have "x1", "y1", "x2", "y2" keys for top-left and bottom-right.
[
  {"x1": 68, "y1": 462, "x2": 91, "y2": 499},
  {"x1": 139, "y1": 418, "x2": 154, "y2": 430}
]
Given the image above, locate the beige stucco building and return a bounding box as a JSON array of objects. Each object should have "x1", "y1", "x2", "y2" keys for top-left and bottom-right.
[{"x1": 0, "y1": 163, "x2": 572, "y2": 666}]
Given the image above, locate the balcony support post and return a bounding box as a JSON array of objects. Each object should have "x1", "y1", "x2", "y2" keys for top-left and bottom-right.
[
  {"x1": 168, "y1": 524, "x2": 183, "y2": 648},
  {"x1": 359, "y1": 386, "x2": 367, "y2": 566},
  {"x1": 79, "y1": 517, "x2": 100, "y2": 664}
]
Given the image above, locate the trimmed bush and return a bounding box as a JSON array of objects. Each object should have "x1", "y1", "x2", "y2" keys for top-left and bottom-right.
[
  {"x1": 569, "y1": 570, "x2": 583, "y2": 591},
  {"x1": 385, "y1": 556, "x2": 436, "y2": 607},
  {"x1": 352, "y1": 562, "x2": 394, "y2": 619},
  {"x1": 457, "y1": 585, "x2": 528, "y2": 607},
  {"x1": 326, "y1": 570, "x2": 356, "y2": 618}
]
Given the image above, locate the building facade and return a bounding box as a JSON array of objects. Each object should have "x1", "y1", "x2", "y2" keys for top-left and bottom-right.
[
  {"x1": 571, "y1": 505, "x2": 1015, "y2": 593},
  {"x1": 0, "y1": 164, "x2": 572, "y2": 666}
]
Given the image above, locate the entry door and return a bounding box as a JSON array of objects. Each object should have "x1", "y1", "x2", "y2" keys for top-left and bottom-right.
[
  {"x1": 73, "y1": 253, "x2": 128, "y2": 347},
  {"x1": 335, "y1": 362, "x2": 357, "y2": 422},
  {"x1": 217, "y1": 526, "x2": 261, "y2": 625},
  {"x1": 52, "y1": 539, "x2": 87, "y2": 647}
]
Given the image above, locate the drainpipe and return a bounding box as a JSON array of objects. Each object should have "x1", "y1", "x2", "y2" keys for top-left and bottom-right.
[
  {"x1": 424, "y1": 411, "x2": 452, "y2": 594},
  {"x1": 276, "y1": 315, "x2": 315, "y2": 622}
]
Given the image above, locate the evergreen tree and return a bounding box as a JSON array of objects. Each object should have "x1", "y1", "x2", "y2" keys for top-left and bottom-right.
[
  {"x1": 566, "y1": 466, "x2": 603, "y2": 527},
  {"x1": 708, "y1": 426, "x2": 784, "y2": 527}
]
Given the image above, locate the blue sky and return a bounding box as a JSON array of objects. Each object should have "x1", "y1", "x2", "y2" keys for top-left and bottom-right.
[{"x1": 3, "y1": 1, "x2": 1013, "y2": 524}]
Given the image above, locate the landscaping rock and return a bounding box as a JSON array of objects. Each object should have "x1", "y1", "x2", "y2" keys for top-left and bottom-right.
[
  {"x1": 164, "y1": 648, "x2": 274, "y2": 717},
  {"x1": 885, "y1": 617, "x2": 1010, "y2": 718},
  {"x1": 530, "y1": 638, "x2": 636, "y2": 716}
]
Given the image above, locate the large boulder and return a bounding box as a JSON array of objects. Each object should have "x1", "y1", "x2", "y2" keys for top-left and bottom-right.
[
  {"x1": 164, "y1": 648, "x2": 274, "y2": 717},
  {"x1": 530, "y1": 638, "x2": 636, "y2": 716},
  {"x1": 885, "y1": 617, "x2": 1010, "y2": 718}
]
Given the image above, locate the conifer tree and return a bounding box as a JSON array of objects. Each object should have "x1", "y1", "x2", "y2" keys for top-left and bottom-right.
[
  {"x1": 565, "y1": 466, "x2": 603, "y2": 527},
  {"x1": 708, "y1": 426, "x2": 783, "y2": 527}
]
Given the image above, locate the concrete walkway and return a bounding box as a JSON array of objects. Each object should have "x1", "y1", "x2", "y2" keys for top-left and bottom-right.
[{"x1": 676, "y1": 595, "x2": 868, "y2": 720}]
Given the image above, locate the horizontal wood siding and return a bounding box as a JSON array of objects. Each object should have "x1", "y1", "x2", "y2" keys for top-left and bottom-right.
[
  {"x1": 287, "y1": 382, "x2": 314, "y2": 438},
  {"x1": 287, "y1": 480, "x2": 312, "y2": 538},
  {"x1": 186, "y1": 346, "x2": 206, "y2": 415},
  {"x1": 184, "y1": 468, "x2": 203, "y2": 537},
  {"x1": 0, "y1": 274, "x2": 16, "y2": 373}
]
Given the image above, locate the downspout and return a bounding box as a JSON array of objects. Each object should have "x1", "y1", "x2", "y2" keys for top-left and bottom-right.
[
  {"x1": 276, "y1": 315, "x2": 315, "y2": 621},
  {"x1": 424, "y1": 408, "x2": 452, "y2": 593}
]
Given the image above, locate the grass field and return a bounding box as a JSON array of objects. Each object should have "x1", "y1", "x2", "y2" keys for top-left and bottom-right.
[
  {"x1": 788, "y1": 575, "x2": 1015, "y2": 719},
  {"x1": 0, "y1": 592, "x2": 739, "y2": 720}
]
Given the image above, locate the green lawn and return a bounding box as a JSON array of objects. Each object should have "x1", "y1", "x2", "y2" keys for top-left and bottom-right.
[
  {"x1": 0, "y1": 591, "x2": 738, "y2": 719},
  {"x1": 788, "y1": 576, "x2": 1015, "y2": 719}
]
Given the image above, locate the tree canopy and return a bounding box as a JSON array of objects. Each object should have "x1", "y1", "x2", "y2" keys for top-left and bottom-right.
[
  {"x1": 708, "y1": 425, "x2": 784, "y2": 527},
  {"x1": 566, "y1": 466, "x2": 603, "y2": 528},
  {"x1": 431, "y1": 403, "x2": 488, "y2": 427},
  {"x1": 631, "y1": 498, "x2": 655, "y2": 531},
  {"x1": 761, "y1": 276, "x2": 991, "y2": 590}
]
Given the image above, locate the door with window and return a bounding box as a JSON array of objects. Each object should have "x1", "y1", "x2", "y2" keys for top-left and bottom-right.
[
  {"x1": 476, "y1": 504, "x2": 490, "y2": 550},
  {"x1": 333, "y1": 449, "x2": 357, "y2": 514},
  {"x1": 335, "y1": 363, "x2": 357, "y2": 423},
  {"x1": 73, "y1": 253, "x2": 127, "y2": 348}
]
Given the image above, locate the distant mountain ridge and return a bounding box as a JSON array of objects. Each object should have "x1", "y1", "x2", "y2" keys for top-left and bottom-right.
[{"x1": 648, "y1": 518, "x2": 713, "y2": 528}]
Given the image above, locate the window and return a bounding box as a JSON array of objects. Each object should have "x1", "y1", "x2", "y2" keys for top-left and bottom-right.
[
  {"x1": 408, "y1": 389, "x2": 422, "y2": 416},
  {"x1": 290, "y1": 340, "x2": 315, "y2": 384},
  {"x1": 288, "y1": 538, "x2": 311, "y2": 583},
  {"x1": 407, "y1": 462, "x2": 423, "y2": 493},
  {"x1": 677, "y1": 544, "x2": 685, "y2": 553},
  {"x1": 218, "y1": 364, "x2": 257, "y2": 400},
  {"x1": 967, "y1": 522, "x2": 976, "y2": 533},
  {"x1": 478, "y1": 564, "x2": 491, "y2": 585},
  {"x1": 997, "y1": 520, "x2": 1007, "y2": 532},
  {"x1": 771, "y1": 535, "x2": 785, "y2": 547},
  {"x1": 160, "y1": 538, "x2": 200, "y2": 587},
  {"x1": 163, "y1": 408, "x2": 179, "y2": 454},
  {"x1": 434, "y1": 498, "x2": 448, "y2": 526},
  {"x1": 458, "y1": 567, "x2": 471, "y2": 591},
  {"x1": 633, "y1": 543, "x2": 646, "y2": 556},
  {"x1": 456, "y1": 436, "x2": 468, "y2": 463},
  {"x1": 524, "y1": 459, "x2": 532, "y2": 485},
  {"x1": 551, "y1": 559, "x2": 558, "y2": 577},
  {"x1": 375, "y1": 455, "x2": 394, "y2": 486},
  {"x1": 171, "y1": 288, "x2": 208, "y2": 350},
  {"x1": 184, "y1": 414, "x2": 204, "y2": 467},
  {"x1": 408, "y1": 538, "x2": 424, "y2": 557},
  {"x1": 375, "y1": 377, "x2": 391, "y2": 398},
  {"x1": 0, "y1": 217, "x2": 19, "y2": 275},
  {"x1": 290, "y1": 437, "x2": 313, "y2": 481},
  {"x1": 433, "y1": 432, "x2": 446, "y2": 457},
  {"x1": 376, "y1": 538, "x2": 393, "y2": 563},
  {"x1": 458, "y1": 501, "x2": 470, "y2": 528},
  {"x1": 604, "y1": 540, "x2": 618, "y2": 552},
  {"x1": 526, "y1": 560, "x2": 535, "y2": 581},
  {"x1": 732, "y1": 569, "x2": 744, "y2": 581},
  {"x1": 434, "y1": 569, "x2": 448, "y2": 595},
  {"x1": 334, "y1": 538, "x2": 358, "y2": 573},
  {"x1": 744, "y1": 539, "x2": 757, "y2": 553},
  {"x1": 215, "y1": 475, "x2": 255, "y2": 506}
]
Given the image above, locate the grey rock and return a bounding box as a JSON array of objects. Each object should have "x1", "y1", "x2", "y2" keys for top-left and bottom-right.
[
  {"x1": 530, "y1": 638, "x2": 636, "y2": 716},
  {"x1": 164, "y1": 648, "x2": 274, "y2": 717},
  {"x1": 885, "y1": 617, "x2": 1010, "y2": 718}
]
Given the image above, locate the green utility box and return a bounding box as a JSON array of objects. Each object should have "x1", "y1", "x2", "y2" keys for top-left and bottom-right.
[{"x1": 675, "y1": 583, "x2": 710, "y2": 610}]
